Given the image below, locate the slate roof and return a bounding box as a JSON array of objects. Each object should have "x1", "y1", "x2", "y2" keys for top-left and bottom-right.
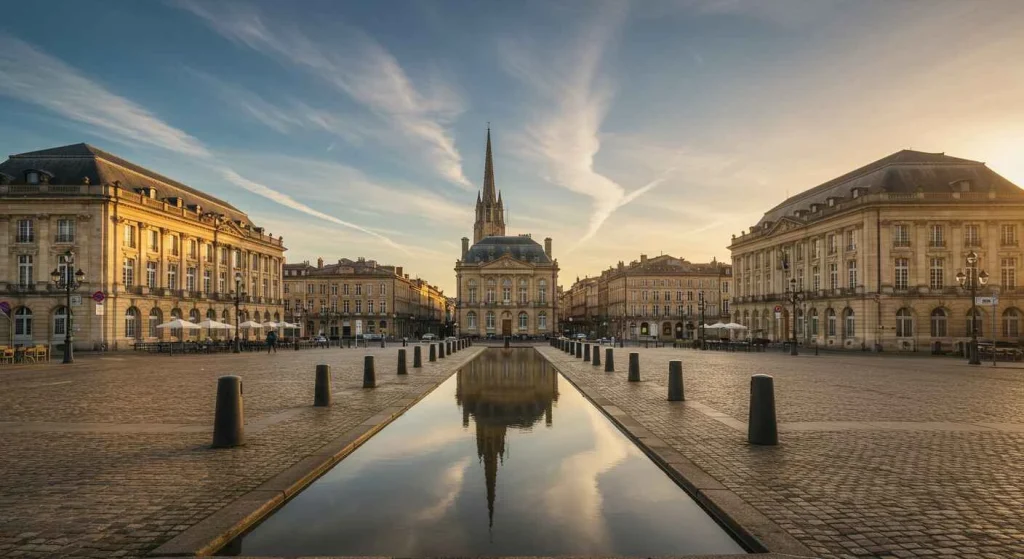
[
  {"x1": 0, "y1": 143, "x2": 251, "y2": 224},
  {"x1": 756, "y1": 150, "x2": 1023, "y2": 226},
  {"x1": 463, "y1": 236, "x2": 552, "y2": 265}
]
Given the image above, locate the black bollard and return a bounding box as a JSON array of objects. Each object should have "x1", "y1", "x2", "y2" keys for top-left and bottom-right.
[
  {"x1": 414, "y1": 345, "x2": 423, "y2": 368},
  {"x1": 402, "y1": 338, "x2": 407, "y2": 347},
  {"x1": 294, "y1": 338, "x2": 299, "y2": 351},
  {"x1": 504, "y1": 336, "x2": 510, "y2": 349},
  {"x1": 314, "y1": 364, "x2": 332, "y2": 407},
  {"x1": 212, "y1": 375, "x2": 244, "y2": 448},
  {"x1": 628, "y1": 352, "x2": 640, "y2": 382},
  {"x1": 429, "y1": 343, "x2": 437, "y2": 362},
  {"x1": 668, "y1": 360, "x2": 684, "y2": 401},
  {"x1": 605, "y1": 348, "x2": 614, "y2": 372},
  {"x1": 363, "y1": 356, "x2": 377, "y2": 388},
  {"x1": 576, "y1": 342, "x2": 583, "y2": 359},
  {"x1": 584, "y1": 343, "x2": 591, "y2": 362},
  {"x1": 397, "y1": 349, "x2": 408, "y2": 375},
  {"x1": 592, "y1": 345, "x2": 601, "y2": 366},
  {"x1": 439, "y1": 341, "x2": 446, "y2": 359},
  {"x1": 381, "y1": 339, "x2": 386, "y2": 349},
  {"x1": 748, "y1": 374, "x2": 778, "y2": 445}
]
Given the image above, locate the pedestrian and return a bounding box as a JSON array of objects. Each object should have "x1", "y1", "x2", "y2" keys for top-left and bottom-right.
[{"x1": 266, "y1": 329, "x2": 277, "y2": 353}]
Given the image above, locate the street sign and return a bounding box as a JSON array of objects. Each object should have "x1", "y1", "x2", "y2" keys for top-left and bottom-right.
[
  {"x1": 95, "y1": 302, "x2": 104, "y2": 316},
  {"x1": 976, "y1": 296, "x2": 999, "y2": 306},
  {"x1": 774, "y1": 305, "x2": 782, "y2": 312},
  {"x1": 0, "y1": 301, "x2": 9, "y2": 315},
  {"x1": 92, "y1": 291, "x2": 106, "y2": 303},
  {"x1": 774, "y1": 312, "x2": 781, "y2": 319},
  {"x1": 70, "y1": 295, "x2": 83, "y2": 307}
]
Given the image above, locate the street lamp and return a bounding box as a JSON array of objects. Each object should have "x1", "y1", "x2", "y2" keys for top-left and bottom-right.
[
  {"x1": 233, "y1": 272, "x2": 246, "y2": 353},
  {"x1": 787, "y1": 278, "x2": 804, "y2": 356},
  {"x1": 50, "y1": 250, "x2": 85, "y2": 364},
  {"x1": 698, "y1": 291, "x2": 706, "y2": 349},
  {"x1": 955, "y1": 251, "x2": 989, "y2": 365}
]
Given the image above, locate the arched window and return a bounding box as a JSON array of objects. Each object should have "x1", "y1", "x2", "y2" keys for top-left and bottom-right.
[
  {"x1": 518, "y1": 279, "x2": 528, "y2": 304},
  {"x1": 14, "y1": 307, "x2": 32, "y2": 338},
  {"x1": 896, "y1": 308, "x2": 914, "y2": 337},
  {"x1": 538, "y1": 280, "x2": 548, "y2": 304},
  {"x1": 206, "y1": 308, "x2": 216, "y2": 319},
  {"x1": 743, "y1": 310, "x2": 750, "y2": 329},
  {"x1": 486, "y1": 279, "x2": 496, "y2": 303},
  {"x1": 538, "y1": 311, "x2": 547, "y2": 330},
  {"x1": 826, "y1": 308, "x2": 837, "y2": 337},
  {"x1": 842, "y1": 308, "x2": 855, "y2": 338},
  {"x1": 221, "y1": 309, "x2": 230, "y2": 324},
  {"x1": 149, "y1": 308, "x2": 162, "y2": 338},
  {"x1": 124, "y1": 307, "x2": 138, "y2": 339},
  {"x1": 264, "y1": 311, "x2": 271, "y2": 321},
  {"x1": 518, "y1": 311, "x2": 528, "y2": 330},
  {"x1": 467, "y1": 311, "x2": 477, "y2": 329},
  {"x1": 53, "y1": 306, "x2": 69, "y2": 338},
  {"x1": 796, "y1": 308, "x2": 805, "y2": 337},
  {"x1": 170, "y1": 308, "x2": 183, "y2": 340},
  {"x1": 189, "y1": 308, "x2": 200, "y2": 324},
  {"x1": 486, "y1": 311, "x2": 496, "y2": 330},
  {"x1": 930, "y1": 308, "x2": 947, "y2": 337},
  {"x1": 966, "y1": 308, "x2": 983, "y2": 337},
  {"x1": 1003, "y1": 308, "x2": 1020, "y2": 338},
  {"x1": 809, "y1": 309, "x2": 819, "y2": 335},
  {"x1": 274, "y1": 312, "x2": 280, "y2": 322},
  {"x1": 502, "y1": 279, "x2": 512, "y2": 303}
]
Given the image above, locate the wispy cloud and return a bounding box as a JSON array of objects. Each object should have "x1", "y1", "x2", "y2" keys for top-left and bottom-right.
[
  {"x1": 176, "y1": 0, "x2": 472, "y2": 189},
  {"x1": 499, "y1": 4, "x2": 664, "y2": 249},
  {"x1": 0, "y1": 34, "x2": 209, "y2": 157}
]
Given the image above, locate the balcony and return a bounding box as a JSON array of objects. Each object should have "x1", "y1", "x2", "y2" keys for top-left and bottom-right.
[
  {"x1": 892, "y1": 240, "x2": 911, "y2": 248},
  {"x1": 928, "y1": 241, "x2": 946, "y2": 249},
  {"x1": 1001, "y1": 240, "x2": 1019, "y2": 248}
]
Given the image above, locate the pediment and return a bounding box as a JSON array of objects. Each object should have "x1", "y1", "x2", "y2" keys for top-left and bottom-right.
[
  {"x1": 765, "y1": 217, "x2": 804, "y2": 236},
  {"x1": 480, "y1": 254, "x2": 536, "y2": 270}
]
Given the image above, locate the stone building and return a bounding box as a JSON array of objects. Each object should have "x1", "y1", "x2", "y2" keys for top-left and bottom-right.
[
  {"x1": 282, "y1": 257, "x2": 446, "y2": 339},
  {"x1": 0, "y1": 143, "x2": 286, "y2": 351},
  {"x1": 455, "y1": 130, "x2": 559, "y2": 338},
  {"x1": 729, "y1": 149, "x2": 1024, "y2": 351},
  {"x1": 562, "y1": 254, "x2": 731, "y2": 340}
]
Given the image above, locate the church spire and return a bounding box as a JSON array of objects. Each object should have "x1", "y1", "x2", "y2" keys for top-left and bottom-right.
[{"x1": 483, "y1": 126, "x2": 497, "y2": 203}]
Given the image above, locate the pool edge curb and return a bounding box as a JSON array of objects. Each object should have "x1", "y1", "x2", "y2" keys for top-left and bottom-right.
[
  {"x1": 537, "y1": 346, "x2": 816, "y2": 559},
  {"x1": 148, "y1": 346, "x2": 487, "y2": 557}
]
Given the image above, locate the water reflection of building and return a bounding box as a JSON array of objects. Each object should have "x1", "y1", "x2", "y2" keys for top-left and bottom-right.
[{"x1": 455, "y1": 349, "x2": 559, "y2": 527}]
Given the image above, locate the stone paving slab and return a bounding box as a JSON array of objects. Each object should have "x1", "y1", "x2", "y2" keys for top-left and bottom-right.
[
  {"x1": 0, "y1": 345, "x2": 481, "y2": 559},
  {"x1": 539, "y1": 345, "x2": 1024, "y2": 559}
]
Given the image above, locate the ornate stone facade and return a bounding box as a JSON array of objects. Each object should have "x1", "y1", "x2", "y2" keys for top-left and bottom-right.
[{"x1": 0, "y1": 144, "x2": 286, "y2": 350}]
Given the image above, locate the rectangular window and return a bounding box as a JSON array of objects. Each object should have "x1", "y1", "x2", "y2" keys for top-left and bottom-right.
[
  {"x1": 56, "y1": 218, "x2": 75, "y2": 243},
  {"x1": 252, "y1": 253, "x2": 259, "y2": 270},
  {"x1": 965, "y1": 224, "x2": 981, "y2": 247},
  {"x1": 218, "y1": 271, "x2": 226, "y2": 293},
  {"x1": 151, "y1": 230, "x2": 160, "y2": 251},
  {"x1": 810, "y1": 239, "x2": 819, "y2": 258},
  {"x1": 343, "y1": 300, "x2": 350, "y2": 313},
  {"x1": 343, "y1": 284, "x2": 350, "y2": 295},
  {"x1": 205, "y1": 244, "x2": 213, "y2": 262},
  {"x1": 812, "y1": 266, "x2": 820, "y2": 291},
  {"x1": 170, "y1": 235, "x2": 179, "y2": 256},
  {"x1": 1002, "y1": 258, "x2": 1017, "y2": 290},
  {"x1": 123, "y1": 224, "x2": 136, "y2": 247},
  {"x1": 18, "y1": 254, "x2": 33, "y2": 286},
  {"x1": 894, "y1": 258, "x2": 909, "y2": 290},
  {"x1": 929, "y1": 224, "x2": 945, "y2": 248},
  {"x1": 893, "y1": 224, "x2": 910, "y2": 247},
  {"x1": 380, "y1": 283, "x2": 387, "y2": 296},
  {"x1": 307, "y1": 284, "x2": 314, "y2": 294},
  {"x1": 189, "y1": 239, "x2": 198, "y2": 258},
  {"x1": 829, "y1": 262, "x2": 838, "y2": 290},
  {"x1": 797, "y1": 268, "x2": 804, "y2": 291},
  {"x1": 203, "y1": 270, "x2": 211, "y2": 293},
  {"x1": 147, "y1": 262, "x2": 158, "y2": 288},
  {"x1": 1001, "y1": 224, "x2": 1018, "y2": 247},
  {"x1": 847, "y1": 260, "x2": 857, "y2": 288},
  {"x1": 220, "y1": 247, "x2": 228, "y2": 264},
  {"x1": 845, "y1": 230, "x2": 857, "y2": 252},
  {"x1": 356, "y1": 284, "x2": 362, "y2": 296},
  {"x1": 186, "y1": 267, "x2": 196, "y2": 292},
  {"x1": 16, "y1": 219, "x2": 35, "y2": 243},
  {"x1": 355, "y1": 300, "x2": 362, "y2": 314},
  {"x1": 234, "y1": 250, "x2": 242, "y2": 267},
  {"x1": 380, "y1": 300, "x2": 387, "y2": 314},
  {"x1": 827, "y1": 234, "x2": 837, "y2": 255},
  {"x1": 123, "y1": 258, "x2": 135, "y2": 287},
  {"x1": 930, "y1": 258, "x2": 944, "y2": 290},
  {"x1": 331, "y1": 284, "x2": 338, "y2": 296},
  {"x1": 167, "y1": 264, "x2": 178, "y2": 290}
]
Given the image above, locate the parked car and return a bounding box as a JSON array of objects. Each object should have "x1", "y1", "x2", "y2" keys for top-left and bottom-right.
[
  {"x1": 573, "y1": 333, "x2": 587, "y2": 340},
  {"x1": 421, "y1": 333, "x2": 437, "y2": 341}
]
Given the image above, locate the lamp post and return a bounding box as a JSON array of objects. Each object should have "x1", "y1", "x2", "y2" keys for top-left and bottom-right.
[
  {"x1": 955, "y1": 251, "x2": 989, "y2": 366},
  {"x1": 50, "y1": 250, "x2": 85, "y2": 364},
  {"x1": 787, "y1": 278, "x2": 804, "y2": 356},
  {"x1": 698, "y1": 291, "x2": 706, "y2": 349},
  {"x1": 233, "y1": 272, "x2": 245, "y2": 353}
]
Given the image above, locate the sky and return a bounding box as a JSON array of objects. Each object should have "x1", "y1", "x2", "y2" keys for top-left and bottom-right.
[{"x1": 2, "y1": 0, "x2": 1023, "y2": 293}]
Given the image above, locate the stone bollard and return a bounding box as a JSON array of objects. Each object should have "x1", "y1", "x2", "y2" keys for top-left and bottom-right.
[
  {"x1": 628, "y1": 352, "x2": 640, "y2": 382},
  {"x1": 592, "y1": 345, "x2": 601, "y2": 366},
  {"x1": 314, "y1": 365, "x2": 332, "y2": 407},
  {"x1": 576, "y1": 342, "x2": 583, "y2": 359},
  {"x1": 429, "y1": 343, "x2": 437, "y2": 362},
  {"x1": 439, "y1": 341, "x2": 446, "y2": 359},
  {"x1": 748, "y1": 374, "x2": 778, "y2": 445},
  {"x1": 212, "y1": 375, "x2": 244, "y2": 448},
  {"x1": 605, "y1": 348, "x2": 614, "y2": 372},
  {"x1": 668, "y1": 360, "x2": 684, "y2": 401},
  {"x1": 397, "y1": 349, "x2": 408, "y2": 375},
  {"x1": 381, "y1": 339, "x2": 386, "y2": 349},
  {"x1": 448, "y1": 340, "x2": 453, "y2": 354},
  {"x1": 413, "y1": 345, "x2": 422, "y2": 368},
  {"x1": 363, "y1": 356, "x2": 377, "y2": 388},
  {"x1": 402, "y1": 338, "x2": 407, "y2": 347},
  {"x1": 584, "y1": 343, "x2": 591, "y2": 361}
]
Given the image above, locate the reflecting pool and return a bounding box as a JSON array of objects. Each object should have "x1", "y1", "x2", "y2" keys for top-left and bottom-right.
[{"x1": 224, "y1": 348, "x2": 745, "y2": 556}]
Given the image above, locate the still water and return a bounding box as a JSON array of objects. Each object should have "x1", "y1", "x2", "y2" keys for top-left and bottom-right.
[{"x1": 225, "y1": 348, "x2": 745, "y2": 556}]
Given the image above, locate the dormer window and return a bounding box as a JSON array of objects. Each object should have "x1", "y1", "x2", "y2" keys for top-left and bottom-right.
[
  {"x1": 810, "y1": 203, "x2": 822, "y2": 213},
  {"x1": 26, "y1": 171, "x2": 39, "y2": 185},
  {"x1": 953, "y1": 179, "x2": 972, "y2": 192}
]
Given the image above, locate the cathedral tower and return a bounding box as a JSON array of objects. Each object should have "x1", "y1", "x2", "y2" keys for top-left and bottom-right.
[{"x1": 473, "y1": 128, "x2": 505, "y2": 243}]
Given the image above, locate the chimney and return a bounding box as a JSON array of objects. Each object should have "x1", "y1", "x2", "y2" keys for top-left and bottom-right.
[
  {"x1": 462, "y1": 237, "x2": 470, "y2": 259},
  {"x1": 640, "y1": 254, "x2": 648, "y2": 264},
  {"x1": 396, "y1": 266, "x2": 403, "y2": 277},
  {"x1": 317, "y1": 257, "x2": 323, "y2": 269},
  {"x1": 544, "y1": 237, "x2": 552, "y2": 259}
]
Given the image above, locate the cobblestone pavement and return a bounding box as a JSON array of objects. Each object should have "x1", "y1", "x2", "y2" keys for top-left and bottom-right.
[
  {"x1": 0, "y1": 345, "x2": 479, "y2": 558},
  {"x1": 539, "y1": 345, "x2": 1024, "y2": 559}
]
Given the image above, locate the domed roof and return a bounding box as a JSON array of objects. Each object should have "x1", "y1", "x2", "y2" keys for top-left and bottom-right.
[{"x1": 464, "y1": 236, "x2": 551, "y2": 264}]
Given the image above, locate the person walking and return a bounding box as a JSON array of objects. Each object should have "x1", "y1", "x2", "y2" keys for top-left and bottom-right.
[{"x1": 266, "y1": 329, "x2": 278, "y2": 353}]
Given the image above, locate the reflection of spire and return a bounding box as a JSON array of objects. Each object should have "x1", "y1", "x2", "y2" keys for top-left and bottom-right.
[{"x1": 455, "y1": 349, "x2": 559, "y2": 531}]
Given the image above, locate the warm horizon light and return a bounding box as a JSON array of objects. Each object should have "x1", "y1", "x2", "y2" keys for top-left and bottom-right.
[{"x1": 2, "y1": 0, "x2": 1023, "y2": 293}]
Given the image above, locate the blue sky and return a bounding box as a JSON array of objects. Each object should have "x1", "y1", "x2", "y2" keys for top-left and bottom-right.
[{"x1": 2, "y1": 0, "x2": 1023, "y2": 292}]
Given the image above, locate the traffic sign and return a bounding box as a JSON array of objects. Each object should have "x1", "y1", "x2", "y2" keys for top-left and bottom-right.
[
  {"x1": 92, "y1": 291, "x2": 106, "y2": 303},
  {"x1": 0, "y1": 301, "x2": 9, "y2": 315},
  {"x1": 976, "y1": 296, "x2": 998, "y2": 306},
  {"x1": 774, "y1": 305, "x2": 782, "y2": 312}
]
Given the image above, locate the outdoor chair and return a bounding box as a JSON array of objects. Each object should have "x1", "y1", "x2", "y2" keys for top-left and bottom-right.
[{"x1": 0, "y1": 346, "x2": 14, "y2": 364}]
